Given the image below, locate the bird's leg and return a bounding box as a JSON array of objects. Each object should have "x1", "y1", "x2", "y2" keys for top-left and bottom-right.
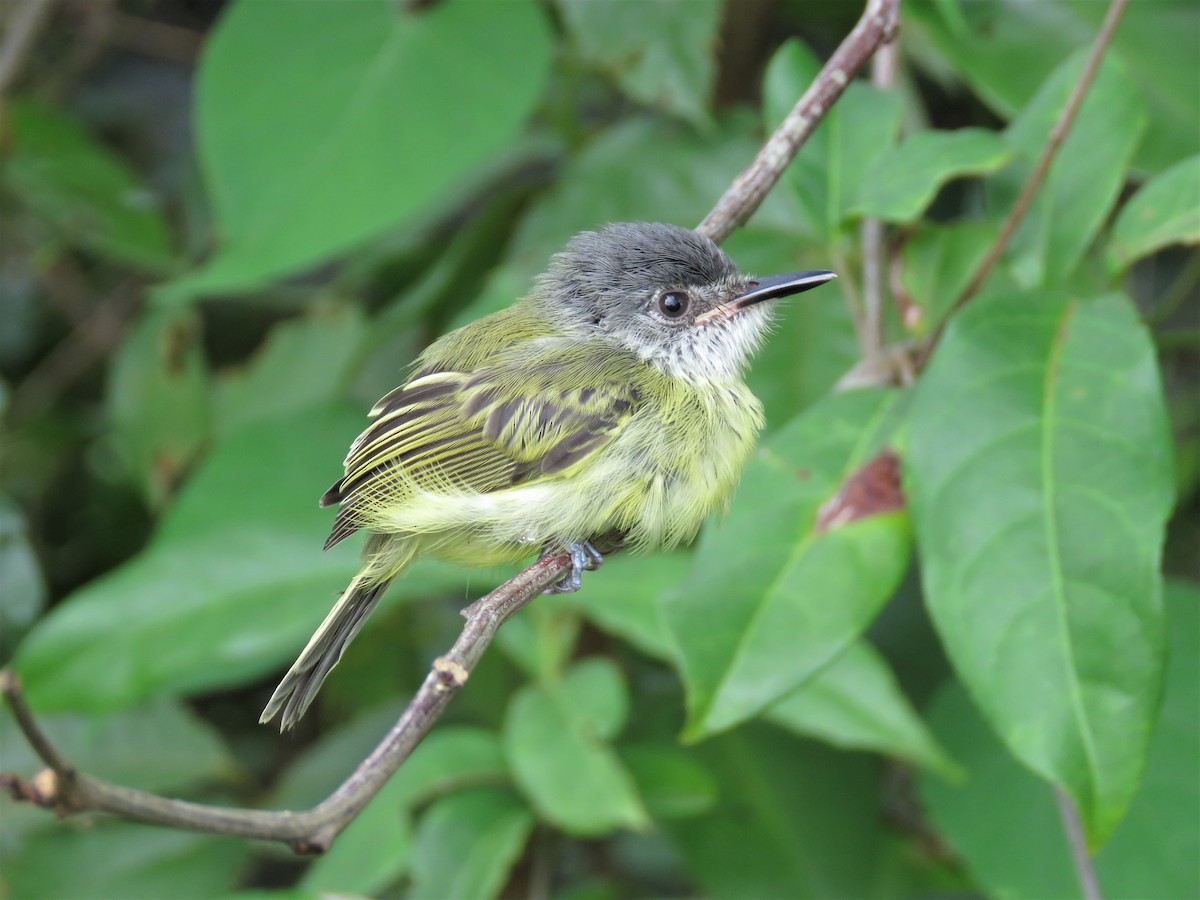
[{"x1": 543, "y1": 540, "x2": 604, "y2": 594}]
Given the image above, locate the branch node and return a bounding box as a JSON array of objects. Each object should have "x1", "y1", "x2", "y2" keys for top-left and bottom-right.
[
  {"x1": 433, "y1": 656, "x2": 470, "y2": 688},
  {"x1": 290, "y1": 837, "x2": 330, "y2": 857}
]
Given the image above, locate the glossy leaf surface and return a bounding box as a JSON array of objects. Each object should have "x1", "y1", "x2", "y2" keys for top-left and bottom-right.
[
  {"x1": 664, "y1": 390, "x2": 911, "y2": 738},
  {"x1": 907, "y1": 290, "x2": 1174, "y2": 844}
]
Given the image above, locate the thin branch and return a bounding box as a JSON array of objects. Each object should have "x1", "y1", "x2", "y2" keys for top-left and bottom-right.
[
  {"x1": 0, "y1": 0, "x2": 56, "y2": 100},
  {"x1": 860, "y1": 40, "x2": 899, "y2": 361},
  {"x1": 929, "y1": 0, "x2": 1129, "y2": 347},
  {"x1": 0, "y1": 0, "x2": 888, "y2": 857},
  {"x1": 1, "y1": 553, "x2": 570, "y2": 854},
  {"x1": 696, "y1": 0, "x2": 900, "y2": 243},
  {"x1": 1054, "y1": 787, "x2": 1104, "y2": 900}
]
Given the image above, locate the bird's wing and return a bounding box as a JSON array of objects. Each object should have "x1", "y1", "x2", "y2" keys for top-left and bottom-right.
[{"x1": 322, "y1": 349, "x2": 641, "y2": 548}]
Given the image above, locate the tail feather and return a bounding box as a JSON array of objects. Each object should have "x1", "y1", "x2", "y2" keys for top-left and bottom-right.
[{"x1": 260, "y1": 574, "x2": 389, "y2": 731}]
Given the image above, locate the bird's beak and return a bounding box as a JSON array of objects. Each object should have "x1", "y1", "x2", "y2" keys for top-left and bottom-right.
[{"x1": 694, "y1": 271, "x2": 837, "y2": 325}]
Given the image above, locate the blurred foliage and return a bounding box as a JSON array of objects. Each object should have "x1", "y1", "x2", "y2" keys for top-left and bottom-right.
[{"x1": 0, "y1": 0, "x2": 1196, "y2": 897}]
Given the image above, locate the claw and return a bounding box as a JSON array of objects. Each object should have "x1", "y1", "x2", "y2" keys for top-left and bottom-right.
[{"x1": 544, "y1": 541, "x2": 603, "y2": 594}]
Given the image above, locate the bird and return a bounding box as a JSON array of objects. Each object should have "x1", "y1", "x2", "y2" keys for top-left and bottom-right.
[{"x1": 260, "y1": 222, "x2": 836, "y2": 730}]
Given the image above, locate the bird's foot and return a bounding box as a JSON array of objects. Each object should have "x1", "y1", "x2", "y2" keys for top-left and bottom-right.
[{"x1": 544, "y1": 541, "x2": 604, "y2": 594}]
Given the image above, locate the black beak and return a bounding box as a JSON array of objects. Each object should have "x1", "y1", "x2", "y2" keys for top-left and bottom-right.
[
  {"x1": 730, "y1": 270, "x2": 838, "y2": 309},
  {"x1": 694, "y1": 270, "x2": 837, "y2": 325}
]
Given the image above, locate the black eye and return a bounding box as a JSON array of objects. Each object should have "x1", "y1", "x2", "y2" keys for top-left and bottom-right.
[{"x1": 657, "y1": 291, "x2": 691, "y2": 318}]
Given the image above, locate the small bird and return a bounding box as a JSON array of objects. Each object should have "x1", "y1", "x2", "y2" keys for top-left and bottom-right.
[{"x1": 261, "y1": 222, "x2": 835, "y2": 730}]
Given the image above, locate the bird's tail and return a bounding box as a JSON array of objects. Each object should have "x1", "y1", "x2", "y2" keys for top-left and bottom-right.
[{"x1": 260, "y1": 540, "x2": 414, "y2": 731}]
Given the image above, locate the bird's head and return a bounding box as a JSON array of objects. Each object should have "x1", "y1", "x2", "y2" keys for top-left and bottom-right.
[{"x1": 534, "y1": 222, "x2": 836, "y2": 381}]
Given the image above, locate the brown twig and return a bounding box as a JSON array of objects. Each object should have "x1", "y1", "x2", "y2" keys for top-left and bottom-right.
[
  {"x1": 1, "y1": 0, "x2": 891, "y2": 856},
  {"x1": 921, "y1": 0, "x2": 1130, "y2": 364},
  {"x1": 1, "y1": 553, "x2": 570, "y2": 853},
  {"x1": 696, "y1": 0, "x2": 900, "y2": 243},
  {"x1": 860, "y1": 41, "x2": 899, "y2": 361}
]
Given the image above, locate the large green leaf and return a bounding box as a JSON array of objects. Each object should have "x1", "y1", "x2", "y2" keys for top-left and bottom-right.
[
  {"x1": 906, "y1": 290, "x2": 1174, "y2": 845},
  {"x1": 852, "y1": 128, "x2": 1012, "y2": 223},
  {"x1": 555, "y1": 0, "x2": 720, "y2": 126},
  {"x1": 503, "y1": 658, "x2": 647, "y2": 835},
  {"x1": 107, "y1": 306, "x2": 212, "y2": 510},
  {"x1": 1107, "y1": 154, "x2": 1200, "y2": 274},
  {"x1": 0, "y1": 698, "x2": 234, "y2": 796},
  {"x1": 898, "y1": 221, "x2": 999, "y2": 336},
  {"x1": 906, "y1": 0, "x2": 1199, "y2": 174},
  {"x1": 214, "y1": 303, "x2": 369, "y2": 435},
  {"x1": 164, "y1": 0, "x2": 552, "y2": 300},
  {"x1": 662, "y1": 725, "x2": 885, "y2": 898},
  {"x1": 767, "y1": 640, "x2": 959, "y2": 778},
  {"x1": 574, "y1": 550, "x2": 691, "y2": 661},
  {"x1": 498, "y1": 115, "x2": 805, "y2": 283},
  {"x1": 12, "y1": 406, "x2": 467, "y2": 710},
  {"x1": 0, "y1": 825, "x2": 248, "y2": 900},
  {"x1": 920, "y1": 582, "x2": 1198, "y2": 900},
  {"x1": 409, "y1": 788, "x2": 534, "y2": 900},
  {"x1": 994, "y1": 53, "x2": 1145, "y2": 289},
  {"x1": 620, "y1": 743, "x2": 717, "y2": 820},
  {"x1": 764, "y1": 39, "x2": 905, "y2": 241},
  {"x1": 663, "y1": 390, "x2": 911, "y2": 739},
  {"x1": 3, "y1": 99, "x2": 174, "y2": 271}
]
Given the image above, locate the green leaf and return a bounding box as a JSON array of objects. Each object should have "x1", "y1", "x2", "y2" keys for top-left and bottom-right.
[
  {"x1": 662, "y1": 725, "x2": 885, "y2": 898},
  {"x1": 214, "y1": 303, "x2": 369, "y2": 435},
  {"x1": 166, "y1": 0, "x2": 552, "y2": 299},
  {"x1": 906, "y1": 0, "x2": 1199, "y2": 174},
  {"x1": 556, "y1": 0, "x2": 720, "y2": 126},
  {"x1": 574, "y1": 550, "x2": 691, "y2": 661},
  {"x1": 3, "y1": 99, "x2": 174, "y2": 271},
  {"x1": 495, "y1": 601, "x2": 582, "y2": 682},
  {"x1": 898, "y1": 221, "x2": 998, "y2": 335},
  {"x1": 906, "y1": 290, "x2": 1174, "y2": 845},
  {"x1": 12, "y1": 406, "x2": 468, "y2": 710},
  {"x1": 272, "y1": 711, "x2": 505, "y2": 809},
  {"x1": 0, "y1": 825, "x2": 248, "y2": 900},
  {"x1": 504, "y1": 659, "x2": 647, "y2": 835},
  {"x1": 764, "y1": 40, "x2": 905, "y2": 240},
  {"x1": 267, "y1": 701, "x2": 409, "y2": 808},
  {"x1": 620, "y1": 744, "x2": 717, "y2": 820},
  {"x1": 767, "y1": 640, "x2": 960, "y2": 778},
  {"x1": 0, "y1": 699, "x2": 232, "y2": 793},
  {"x1": 993, "y1": 53, "x2": 1145, "y2": 288},
  {"x1": 663, "y1": 390, "x2": 912, "y2": 739},
  {"x1": 1107, "y1": 154, "x2": 1200, "y2": 273},
  {"x1": 501, "y1": 115, "x2": 804, "y2": 282},
  {"x1": 852, "y1": 128, "x2": 1012, "y2": 223},
  {"x1": 920, "y1": 583, "x2": 1198, "y2": 900},
  {"x1": 107, "y1": 306, "x2": 212, "y2": 510},
  {"x1": 409, "y1": 788, "x2": 534, "y2": 900}
]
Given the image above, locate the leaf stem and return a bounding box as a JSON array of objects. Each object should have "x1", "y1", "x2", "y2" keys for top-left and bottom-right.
[
  {"x1": 921, "y1": 0, "x2": 1130, "y2": 364},
  {"x1": 1054, "y1": 787, "x2": 1104, "y2": 900},
  {"x1": 861, "y1": 40, "x2": 900, "y2": 361}
]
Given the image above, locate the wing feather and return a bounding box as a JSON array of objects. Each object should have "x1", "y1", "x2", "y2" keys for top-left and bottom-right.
[{"x1": 322, "y1": 351, "x2": 641, "y2": 549}]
